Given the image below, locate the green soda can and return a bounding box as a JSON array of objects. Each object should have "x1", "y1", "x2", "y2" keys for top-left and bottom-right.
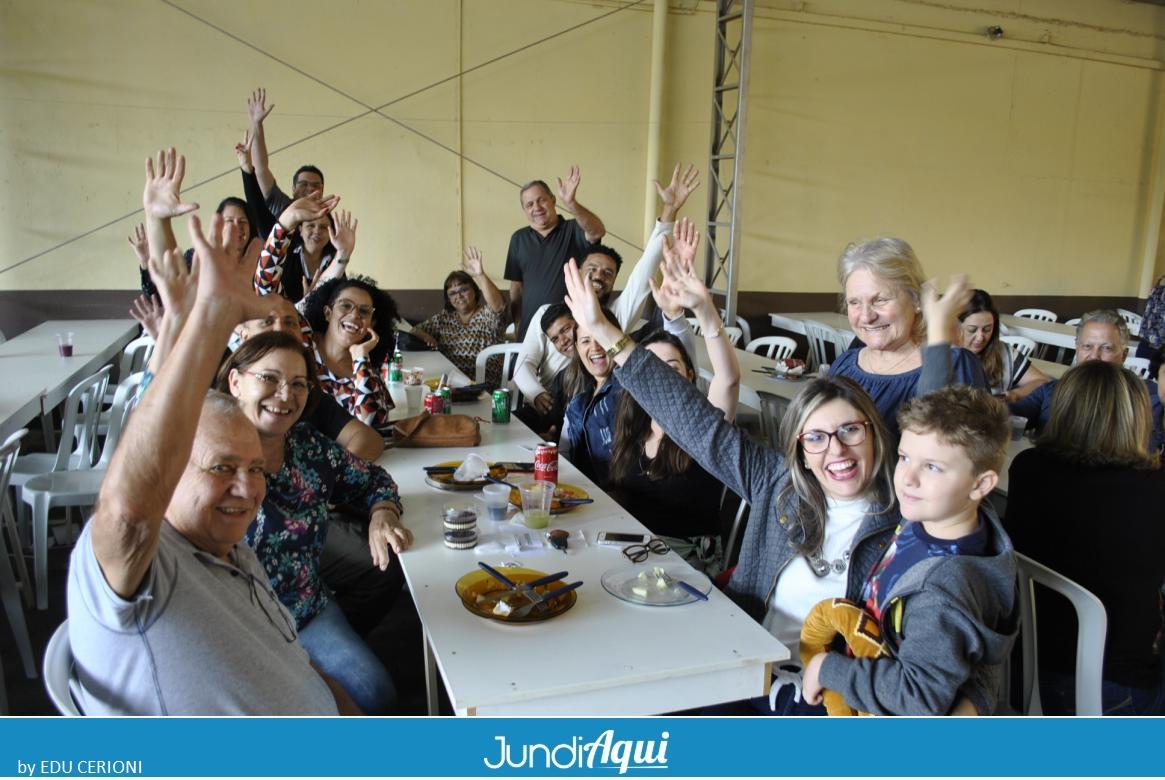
[
  {"x1": 438, "y1": 386, "x2": 452, "y2": 414},
  {"x1": 491, "y1": 389, "x2": 511, "y2": 423}
]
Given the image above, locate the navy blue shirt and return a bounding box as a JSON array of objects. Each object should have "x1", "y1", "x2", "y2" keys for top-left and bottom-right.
[{"x1": 563, "y1": 374, "x2": 621, "y2": 486}]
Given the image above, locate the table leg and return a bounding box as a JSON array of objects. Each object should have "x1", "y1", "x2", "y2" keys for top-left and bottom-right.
[
  {"x1": 39, "y1": 409, "x2": 55, "y2": 452},
  {"x1": 422, "y1": 627, "x2": 440, "y2": 716}
]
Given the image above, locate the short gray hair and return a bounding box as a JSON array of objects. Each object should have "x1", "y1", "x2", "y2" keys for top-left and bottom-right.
[
  {"x1": 519, "y1": 179, "x2": 552, "y2": 202},
  {"x1": 201, "y1": 390, "x2": 245, "y2": 422},
  {"x1": 836, "y1": 237, "x2": 927, "y2": 340},
  {"x1": 1076, "y1": 309, "x2": 1129, "y2": 349}
]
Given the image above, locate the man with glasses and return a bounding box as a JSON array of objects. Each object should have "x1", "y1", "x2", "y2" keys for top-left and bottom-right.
[
  {"x1": 244, "y1": 87, "x2": 327, "y2": 218},
  {"x1": 512, "y1": 164, "x2": 702, "y2": 436},
  {"x1": 1010, "y1": 309, "x2": 1162, "y2": 450},
  {"x1": 68, "y1": 194, "x2": 350, "y2": 713}
]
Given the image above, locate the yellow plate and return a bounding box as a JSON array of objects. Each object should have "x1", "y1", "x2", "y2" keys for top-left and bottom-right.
[
  {"x1": 425, "y1": 460, "x2": 507, "y2": 491},
  {"x1": 423, "y1": 377, "x2": 441, "y2": 390},
  {"x1": 508, "y1": 483, "x2": 589, "y2": 514},
  {"x1": 455, "y1": 567, "x2": 577, "y2": 623}
]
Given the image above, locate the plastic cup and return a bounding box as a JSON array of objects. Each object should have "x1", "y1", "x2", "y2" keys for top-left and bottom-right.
[
  {"x1": 56, "y1": 332, "x2": 74, "y2": 358},
  {"x1": 405, "y1": 383, "x2": 424, "y2": 410},
  {"x1": 519, "y1": 481, "x2": 554, "y2": 529},
  {"x1": 1009, "y1": 416, "x2": 1027, "y2": 442},
  {"x1": 481, "y1": 483, "x2": 512, "y2": 523},
  {"x1": 818, "y1": 363, "x2": 830, "y2": 377}
]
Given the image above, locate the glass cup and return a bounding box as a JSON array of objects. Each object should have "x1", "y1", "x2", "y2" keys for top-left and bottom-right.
[
  {"x1": 56, "y1": 332, "x2": 74, "y2": 357},
  {"x1": 519, "y1": 481, "x2": 554, "y2": 529},
  {"x1": 1009, "y1": 416, "x2": 1027, "y2": 442},
  {"x1": 480, "y1": 483, "x2": 512, "y2": 523}
]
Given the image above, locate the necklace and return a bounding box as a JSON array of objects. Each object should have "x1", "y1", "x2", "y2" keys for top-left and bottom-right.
[
  {"x1": 862, "y1": 346, "x2": 918, "y2": 375},
  {"x1": 807, "y1": 550, "x2": 850, "y2": 578}
]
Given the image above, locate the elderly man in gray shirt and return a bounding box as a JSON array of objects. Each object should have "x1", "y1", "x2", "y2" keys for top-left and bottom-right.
[{"x1": 66, "y1": 147, "x2": 350, "y2": 715}]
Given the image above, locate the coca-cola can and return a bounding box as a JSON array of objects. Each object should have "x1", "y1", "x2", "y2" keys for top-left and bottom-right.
[
  {"x1": 534, "y1": 442, "x2": 559, "y2": 484},
  {"x1": 424, "y1": 392, "x2": 444, "y2": 415}
]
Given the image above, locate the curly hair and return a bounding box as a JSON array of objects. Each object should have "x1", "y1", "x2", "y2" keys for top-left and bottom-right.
[{"x1": 301, "y1": 275, "x2": 399, "y2": 366}]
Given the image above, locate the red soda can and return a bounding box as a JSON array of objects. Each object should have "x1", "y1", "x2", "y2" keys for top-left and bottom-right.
[
  {"x1": 534, "y1": 442, "x2": 559, "y2": 484},
  {"x1": 424, "y1": 392, "x2": 444, "y2": 415}
]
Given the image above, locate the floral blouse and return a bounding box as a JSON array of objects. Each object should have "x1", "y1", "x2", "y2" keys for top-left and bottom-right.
[
  {"x1": 246, "y1": 423, "x2": 401, "y2": 628},
  {"x1": 415, "y1": 306, "x2": 504, "y2": 386},
  {"x1": 312, "y1": 343, "x2": 393, "y2": 431}
]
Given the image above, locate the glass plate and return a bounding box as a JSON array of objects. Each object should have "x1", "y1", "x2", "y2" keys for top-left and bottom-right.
[
  {"x1": 425, "y1": 460, "x2": 507, "y2": 491},
  {"x1": 507, "y1": 483, "x2": 590, "y2": 514},
  {"x1": 454, "y1": 567, "x2": 577, "y2": 623},
  {"x1": 601, "y1": 563, "x2": 712, "y2": 606}
]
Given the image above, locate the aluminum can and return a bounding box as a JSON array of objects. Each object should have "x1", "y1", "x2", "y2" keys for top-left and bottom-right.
[
  {"x1": 438, "y1": 386, "x2": 452, "y2": 414},
  {"x1": 534, "y1": 442, "x2": 559, "y2": 484},
  {"x1": 424, "y1": 392, "x2": 444, "y2": 415},
  {"x1": 491, "y1": 389, "x2": 511, "y2": 423}
]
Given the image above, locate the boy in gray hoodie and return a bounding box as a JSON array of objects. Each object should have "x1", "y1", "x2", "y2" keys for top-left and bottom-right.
[{"x1": 802, "y1": 385, "x2": 1019, "y2": 715}]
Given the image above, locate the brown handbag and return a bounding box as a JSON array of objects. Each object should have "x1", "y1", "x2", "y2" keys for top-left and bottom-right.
[{"x1": 391, "y1": 411, "x2": 481, "y2": 448}]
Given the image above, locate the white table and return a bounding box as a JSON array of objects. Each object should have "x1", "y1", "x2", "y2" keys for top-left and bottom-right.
[
  {"x1": 998, "y1": 314, "x2": 1078, "y2": 351},
  {"x1": 769, "y1": 311, "x2": 851, "y2": 336},
  {"x1": 379, "y1": 351, "x2": 789, "y2": 715},
  {"x1": 0, "y1": 320, "x2": 138, "y2": 444}
]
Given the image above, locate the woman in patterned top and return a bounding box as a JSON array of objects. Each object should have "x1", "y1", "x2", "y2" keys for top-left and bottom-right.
[
  {"x1": 411, "y1": 246, "x2": 506, "y2": 385},
  {"x1": 302, "y1": 275, "x2": 400, "y2": 431},
  {"x1": 217, "y1": 331, "x2": 412, "y2": 714}
]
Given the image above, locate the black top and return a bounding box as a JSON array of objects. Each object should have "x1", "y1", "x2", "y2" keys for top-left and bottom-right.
[
  {"x1": 503, "y1": 217, "x2": 594, "y2": 340},
  {"x1": 608, "y1": 451, "x2": 723, "y2": 539},
  {"x1": 304, "y1": 392, "x2": 355, "y2": 441},
  {"x1": 1004, "y1": 447, "x2": 1165, "y2": 689}
]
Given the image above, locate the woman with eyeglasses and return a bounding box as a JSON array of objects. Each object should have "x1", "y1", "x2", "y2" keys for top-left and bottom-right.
[
  {"x1": 216, "y1": 331, "x2": 412, "y2": 714},
  {"x1": 302, "y1": 275, "x2": 400, "y2": 431},
  {"x1": 559, "y1": 235, "x2": 973, "y2": 714},
  {"x1": 410, "y1": 247, "x2": 507, "y2": 386}
]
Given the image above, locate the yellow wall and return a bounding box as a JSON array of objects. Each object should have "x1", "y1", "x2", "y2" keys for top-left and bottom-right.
[{"x1": 1, "y1": 0, "x2": 1163, "y2": 298}]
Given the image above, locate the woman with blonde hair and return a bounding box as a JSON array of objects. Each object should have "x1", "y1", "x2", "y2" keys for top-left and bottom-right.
[
  {"x1": 831, "y1": 237, "x2": 985, "y2": 439},
  {"x1": 1005, "y1": 360, "x2": 1165, "y2": 715}
]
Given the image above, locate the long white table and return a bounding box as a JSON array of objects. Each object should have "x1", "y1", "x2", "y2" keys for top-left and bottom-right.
[
  {"x1": 0, "y1": 320, "x2": 138, "y2": 444},
  {"x1": 379, "y1": 351, "x2": 789, "y2": 715}
]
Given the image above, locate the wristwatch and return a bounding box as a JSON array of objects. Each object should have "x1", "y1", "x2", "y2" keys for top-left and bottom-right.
[{"x1": 604, "y1": 334, "x2": 631, "y2": 360}]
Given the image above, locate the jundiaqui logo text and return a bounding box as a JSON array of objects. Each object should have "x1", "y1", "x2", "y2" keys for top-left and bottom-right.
[{"x1": 483, "y1": 729, "x2": 670, "y2": 774}]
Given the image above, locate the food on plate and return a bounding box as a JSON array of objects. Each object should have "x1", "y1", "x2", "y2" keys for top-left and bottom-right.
[
  {"x1": 630, "y1": 566, "x2": 674, "y2": 598},
  {"x1": 774, "y1": 358, "x2": 806, "y2": 377}
]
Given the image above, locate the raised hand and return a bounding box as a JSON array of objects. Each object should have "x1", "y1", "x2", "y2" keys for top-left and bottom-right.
[
  {"x1": 562, "y1": 258, "x2": 605, "y2": 333},
  {"x1": 328, "y1": 209, "x2": 357, "y2": 259},
  {"x1": 556, "y1": 165, "x2": 581, "y2": 206},
  {"x1": 247, "y1": 87, "x2": 274, "y2": 127},
  {"x1": 349, "y1": 328, "x2": 380, "y2": 362},
  {"x1": 186, "y1": 213, "x2": 268, "y2": 323},
  {"x1": 129, "y1": 294, "x2": 163, "y2": 340},
  {"x1": 462, "y1": 246, "x2": 484, "y2": 277},
  {"x1": 278, "y1": 193, "x2": 340, "y2": 232},
  {"x1": 127, "y1": 224, "x2": 149, "y2": 267},
  {"x1": 663, "y1": 217, "x2": 700, "y2": 269},
  {"x1": 147, "y1": 247, "x2": 198, "y2": 321},
  {"x1": 921, "y1": 274, "x2": 973, "y2": 345},
  {"x1": 143, "y1": 148, "x2": 199, "y2": 220},
  {"x1": 234, "y1": 128, "x2": 254, "y2": 173},
  {"x1": 654, "y1": 162, "x2": 701, "y2": 219}
]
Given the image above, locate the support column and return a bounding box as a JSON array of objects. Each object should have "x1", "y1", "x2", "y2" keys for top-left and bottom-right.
[{"x1": 643, "y1": 0, "x2": 668, "y2": 242}]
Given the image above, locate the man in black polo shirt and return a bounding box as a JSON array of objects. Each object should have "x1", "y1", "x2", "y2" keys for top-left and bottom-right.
[{"x1": 504, "y1": 167, "x2": 605, "y2": 339}]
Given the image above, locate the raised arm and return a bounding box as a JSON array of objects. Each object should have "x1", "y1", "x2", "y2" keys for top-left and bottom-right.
[
  {"x1": 462, "y1": 246, "x2": 504, "y2": 314},
  {"x1": 556, "y1": 165, "x2": 604, "y2": 243},
  {"x1": 654, "y1": 162, "x2": 700, "y2": 225},
  {"x1": 563, "y1": 259, "x2": 776, "y2": 503},
  {"x1": 92, "y1": 209, "x2": 266, "y2": 599},
  {"x1": 247, "y1": 87, "x2": 277, "y2": 198},
  {"x1": 254, "y1": 194, "x2": 339, "y2": 297},
  {"x1": 919, "y1": 275, "x2": 986, "y2": 394},
  {"x1": 142, "y1": 147, "x2": 198, "y2": 261},
  {"x1": 653, "y1": 218, "x2": 740, "y2": 422}
]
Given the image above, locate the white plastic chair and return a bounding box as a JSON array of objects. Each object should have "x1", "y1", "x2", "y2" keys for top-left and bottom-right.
[
  {"x1": 1124, "y1": 356, "x2": 1151, "y2": 379},
  {"x1": 1014, "y1": 553, "x2": 1106, "y2": 715},
  {"x1": 10, "y1": 366, "x2": 111, "y2": 534},
  {"x1": 474, "y1": 343, "x2": 523, "y2": 409},
  {"x1": 802, "y1": 320, "x2": 838, "y2": 371},
  {"x1": 0, "y1": 430, "x2": 37, "y2": 715},
  {"x1": 745, "y1": 336, "x2": 797, "y2": 361},
  {"x1": 719, "y1": 309, "x2": 752, "y2": 346},
  {"x1": 1014, "y1": 308, "x2": 1058, "y2": 323},
  {"x1": 723, "y1": 326, "x2": 743, "y2": 347},
  {"x1": 20, "y1": 372, "x2": 142, "y2": 609},
  {"x1": 1055, "y1": 319, "x2": 1083, "y2": 364},
  {"x1": 43, "y1": 621, "x2": 82, "y2": 715},
  {"x1": 1000, "y1": 335, "x2": 1037, "y2": 361},
  {"x1": 1117, "y1": 309, "x2": 1142, "y2": 338}
]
